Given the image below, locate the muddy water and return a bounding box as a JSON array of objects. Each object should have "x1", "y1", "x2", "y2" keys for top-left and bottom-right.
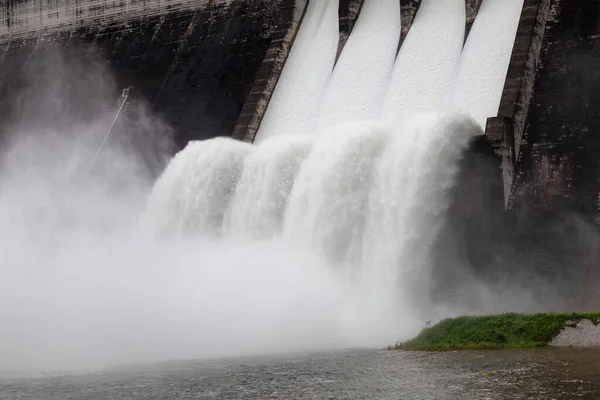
[{"x1": 2, "y1": 348, "x2": 600, "y2": 399}]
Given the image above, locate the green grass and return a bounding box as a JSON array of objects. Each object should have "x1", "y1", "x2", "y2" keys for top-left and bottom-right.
[{"x1": 390, "y1": 312, "x2": 600, "y2": 351}]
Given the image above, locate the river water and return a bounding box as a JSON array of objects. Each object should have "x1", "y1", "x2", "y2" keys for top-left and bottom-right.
[{"x1": 2, "y1": 348, "x2": 600, "y2": 399}]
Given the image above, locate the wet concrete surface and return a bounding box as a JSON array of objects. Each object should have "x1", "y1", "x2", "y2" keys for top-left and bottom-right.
[{"x1": 2, "y1": 347, "x2": 600, "y2": 399}]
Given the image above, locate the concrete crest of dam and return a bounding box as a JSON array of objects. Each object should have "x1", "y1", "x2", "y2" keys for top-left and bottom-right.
[{"x1": 2, "y1": 0, "x2": 600, "y2": 310}]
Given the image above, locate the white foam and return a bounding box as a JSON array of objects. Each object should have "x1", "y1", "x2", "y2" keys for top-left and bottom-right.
[
  {"x1": 380, "y1": 0, "x2": 465, "y2": 120},
  {"x1": 362, "y1": 113, "x2": 481, "y2": 307},
  {"x1": 315, "y1": 0, "x2": 401, "y2": 130},
  {"x1": 283, "y1": 120, "x2": 389, "y2": 265},
  {"x1": 224, "y1": 135, "x2": 313, "y2": 239},
  {"x1": 0, "y1": 113, "x2": 481, "y2": 372},
  {"x1": 255, "y1": 0, "x2": 340, "y2": 142}
]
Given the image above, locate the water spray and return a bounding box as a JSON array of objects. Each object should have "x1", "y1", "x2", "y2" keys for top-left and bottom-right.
[
  {"x1": 38, "y1": 87, "x2": 133, "y2": 250},
  {"x1": 87, "y1": 87, "x2": 132, "y2": 175}
]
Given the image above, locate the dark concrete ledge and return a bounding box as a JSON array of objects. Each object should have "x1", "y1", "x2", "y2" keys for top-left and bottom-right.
[
  {"x1": 465, "y1": 0, "x2": 483, "y2": 42},
  {"x1": 486, "y1": 116, "x2": 516, "y2": 206},
  {"x1": 232, "y1": 0, "x2": 307, "y2": 143},
  {"x1": 482, "y1": 0, "x2": 552, "y2": 209},
  {"x1": 498, "y1": 0, "x2": 551, "y2": 157},
  {"x1": 399, "y1": 0, "x2": 421, "y2": 51},
  {"x1": 337, "y1": 0, "x2": 365, "y2": 61}
]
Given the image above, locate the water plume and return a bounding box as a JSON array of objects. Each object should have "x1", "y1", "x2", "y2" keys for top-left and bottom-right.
[
  {"x1": 283, "y1": 120, "x2": 389, "y2": 265},
  {"x1": 224, "y1": 135, "x2": 313, "y2": 239},
  {"x1": 147, "y1": 137, "x2": 252, "y2": 236}
]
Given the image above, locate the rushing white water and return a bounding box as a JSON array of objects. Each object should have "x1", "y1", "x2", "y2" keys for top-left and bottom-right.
[
  {"x1": 361, "y1": 114, "x2": 481, "y2": 308},
  {"x1": 450, "y1": 0, "x2": 525, "y2": 128},
  {"x1": 146, "y1": 137, "x2": 252, "y2": 236},
  {"x1": 255, "y1": 0, "x2": 340, "y2": 142},
  {"x1": 315, "y1": 0, "x2": 401, "y2": 130},
  {"x1": 224, "y1": 135, "x2": 313, "y2": 239},
  {"x1": 0, "y1": 113, "x2": 483, "y2": 372},
  {"x1": 148, "y1": 112, "x2": 482, "y2": 318},
  {"x1": 380, "y1": 0, "x2": 465, "y2": 120},
  {"x1": 283, "y1": 121, "x2": 389, "y2": 265}
]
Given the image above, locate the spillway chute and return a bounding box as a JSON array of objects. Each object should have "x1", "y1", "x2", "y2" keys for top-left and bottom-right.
[
  {"x1": 379, "y1": 0, "x2": 466, "y2": 120},
  {"x1": 450, "y1": 0, "x2": 525, "y2": 128},
  {"x1": 255, "y1": 0, "x2": 340, "y2": 142},
  {"x1": 315, "y1": 0, "x2": 401, "y2": 130},
  {"x1": 361, "y1": 113, "x2": 482, "y2": 304}
]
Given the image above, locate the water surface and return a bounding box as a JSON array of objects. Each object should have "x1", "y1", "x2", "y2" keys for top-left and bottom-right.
[{"x1": 2, "y1": 348, "x2": 600, "y2": 399}]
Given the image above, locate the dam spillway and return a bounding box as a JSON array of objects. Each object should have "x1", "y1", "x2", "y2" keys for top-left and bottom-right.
[{"x1": 2, "y1": 0, "x2": 600, "y2": 370}]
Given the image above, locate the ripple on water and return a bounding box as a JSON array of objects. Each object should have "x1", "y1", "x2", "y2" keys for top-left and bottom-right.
[{"x1": 1, "y1": 349, "x2": 600, "y2": 399}]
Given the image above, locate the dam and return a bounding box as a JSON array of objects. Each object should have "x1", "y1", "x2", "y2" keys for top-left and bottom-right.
[
  {"x1": 0, "y1": 0, "x2": 302, "y2": 149},
  {"x1": 1, "y1": 0, "x2": 600, "y2": 373}
]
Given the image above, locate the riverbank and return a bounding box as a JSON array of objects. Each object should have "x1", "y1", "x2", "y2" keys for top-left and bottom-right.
[{"x1": 391, "y1": 313, "x2": 600, "y2": 351}]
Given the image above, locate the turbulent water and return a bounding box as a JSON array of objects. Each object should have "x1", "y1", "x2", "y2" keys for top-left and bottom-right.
[
  {"x1": 5, "y1": 349, "x2": 600, "y2": 400},
  {"x1": 147, "y1": 112, "x2": 482, "y2": 341},
  {"x1": 0, "y1": 0, "x2": 528, "y2": 375},
  {"x1": 149, "y1": 114, "x2": 480, "y2": 267},
  {"x1": 224, "y1": 136, "x2": 313, "y2": 239},
  {"x1": 148, "y1": 138, "x2": 252, "y2": 236}
]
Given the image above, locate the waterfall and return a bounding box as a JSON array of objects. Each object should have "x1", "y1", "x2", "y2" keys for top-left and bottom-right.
[
  {"x1": 380, "y1": 0, "x2": 465, "y2": 119},
  {"x1": 361, "y1": 114, "x2": 480, "y2": 305},
  {"x1": 147, "y1": 137, "x2": 252, "y2": 236},
  {"x1": 283, "y1": 121, "x2": 390, "y2": 265},
  {"x1": 147, "y1": 113, "x2": 482, "y2": 299},
  {"x1": 315, "y1": 0, "x2": 401, "y2": 130},
  {"x1": 450, "y1": 0, "x2": 526, "y2": 128},
  {"x1": 146, "y1": 0, "x2": 522, "y2": 336},
  {"x1": 224, "y1": 135, "x2": 313, "y2": 239},
  {"x1": 255, "y1": 0, "x2": 340, "y2": 142}
]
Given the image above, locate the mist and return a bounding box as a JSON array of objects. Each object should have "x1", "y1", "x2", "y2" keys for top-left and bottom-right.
[
  {"x1": 0, "y1": 49, "x2": 426, "y2": 373},
  {"x1": 0, "y1": 151, "x2": 415, "y2": 371},
  {"x1": 1, "y1": 43, "x2": 592, "y2": 375}
]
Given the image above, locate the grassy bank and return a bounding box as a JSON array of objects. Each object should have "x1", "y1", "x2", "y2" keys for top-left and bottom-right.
[{"x1": 391, "y1": 312, "x2": 600, "y2": 351}]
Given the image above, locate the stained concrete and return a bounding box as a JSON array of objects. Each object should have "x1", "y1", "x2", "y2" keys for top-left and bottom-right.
[
  {"x1": 231, "y1": 0, "x2": 307, "y2": 142},
  {"x1": 511, "y1": 0, "x2": 600, "y2": 219},
  {"x1": 479, "y1": 0, "x2": 600, "y2": 309},
  {"x1": 1, "y1": 0, "x2": 208, "y2": 42},
  {"x1": 0, "y1": 0, "x2": 297, "y2": 151},
  {"x1": 337, "y1": 0, "x2": 364, "y2": 60},
  {"x1": 488, "y1": 0, "x2": 600, "y2": 221}
]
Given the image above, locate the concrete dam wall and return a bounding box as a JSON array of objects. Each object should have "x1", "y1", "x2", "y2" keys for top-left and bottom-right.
[
  {"x1": 0, "y1": 0, "x2": 306, "y2": 150},
  {"x1": 0, "y1": 0, "x2": 485, "y2": 147},
  {"x1": 482, "y1": 0, "x2": 600, "y2": 308}
]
